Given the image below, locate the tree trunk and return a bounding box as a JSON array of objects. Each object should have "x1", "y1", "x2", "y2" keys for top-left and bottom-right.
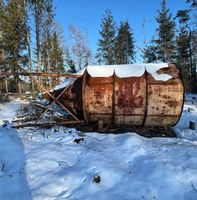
[
  {"x1": 47, "y1": 50, "x2": 52, "y2": 89},
  {"x1": 24, "y1": 0, "x2": 35, "y2": 98},
  {"x1": 2, "y1": 51, "x2": 8, "y2": 94},
  {"x1": 14, "y1": 48, "x2": 21, "y2": 94},
  {"x1": 34, "y1": 0, "x2": 42, "y2": 93},
  {"x1": 27, "y1": 31, "x2": 35, "y2": 97},
  {"x1": 5, "y1": 79, "x2": 8, "y2": 94}
]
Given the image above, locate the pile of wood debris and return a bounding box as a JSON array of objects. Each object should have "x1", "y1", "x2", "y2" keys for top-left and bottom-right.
[{"x1": 12, "y1": 100, "x2": 81, "y2": 128}]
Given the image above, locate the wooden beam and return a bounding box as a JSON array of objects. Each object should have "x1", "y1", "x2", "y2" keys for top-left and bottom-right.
[
  {"x1": 0, "y1": 72, "x2": 82, "y2": 78},
  {"x1": 12, "y1": 120, "x2": 84, "y2": 128},
  {"x1": 0, "y1": 93, "x2": 33, "y2": 96}
]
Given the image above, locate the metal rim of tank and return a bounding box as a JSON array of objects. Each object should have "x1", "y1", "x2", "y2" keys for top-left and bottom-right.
[{"x1": 171, "y1": 63, "x2": 185, "y2": 127}]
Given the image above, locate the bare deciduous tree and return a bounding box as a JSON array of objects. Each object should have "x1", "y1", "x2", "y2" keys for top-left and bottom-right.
[{"x1": 65, "y1": 25, "x2": 91, "y2": 72}]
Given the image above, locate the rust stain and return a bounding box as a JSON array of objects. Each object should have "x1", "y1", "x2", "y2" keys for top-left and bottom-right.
[
  {"x1": 83, "y1": 75, "x2": 113, "y2": 123},
  {"x1": 116, "y1": 77, "x2": 144, "y2": 110},
  {"x1": 114, "y1": 75, "x2": 146, "y2": 125},
  {"x1": 117, "y1": 95, "x2": 143, "y2": 108},
  {"x1": 166, "y1": 100, "x2": 180, "y2": 107},
  {"x1": 162, "y1": 95, "x2": 171, "y2": 99}
]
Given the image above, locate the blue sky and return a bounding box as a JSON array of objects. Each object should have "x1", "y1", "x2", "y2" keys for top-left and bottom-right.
[{"x1": 54, "y1": 0, "x2": 190, "y2": 62}]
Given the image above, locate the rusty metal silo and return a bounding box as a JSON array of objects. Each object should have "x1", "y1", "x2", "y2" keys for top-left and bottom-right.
[{"x1": 53, "y1": 63, "x2": 184, "y2": 127}]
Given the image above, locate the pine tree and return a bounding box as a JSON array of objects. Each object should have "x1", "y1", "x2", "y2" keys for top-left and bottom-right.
[
  {"x1": 187, "y1": 0, "x2": 197, "y2": 25},
  {"x1": 114, "y1": 21, "x2": 135, "y2": 64},
  {"x1": 187, "y1": 0, "x2": 197, "y2": 7},
  {"x1": 155, "y1": 0, "x2": 176, "y2": 62},
  {"x1": 176, "y1": 10, "x2": 191, "y2": 91},
  {"x1": 96, "y1": 9, "x2": 116, "y2": 65}
]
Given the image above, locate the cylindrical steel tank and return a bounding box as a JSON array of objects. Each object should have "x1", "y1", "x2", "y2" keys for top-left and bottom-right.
[{"x1": 54, "y1": 63, "x2": 184, "y2": 127}]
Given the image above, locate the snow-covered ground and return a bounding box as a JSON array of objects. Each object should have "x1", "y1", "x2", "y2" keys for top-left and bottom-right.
[{"x1": 0, "y1": 95, "x2": 197, "y2": 200}]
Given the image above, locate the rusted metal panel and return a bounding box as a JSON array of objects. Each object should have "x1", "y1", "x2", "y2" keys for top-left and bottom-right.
[
  {"x1": 83, "y1": 72, "x2": 113, "y2": 123},
  {"x1": 145, "y1": 116, "x2": 179, "y2": 126},
  {"x1": 56, "y1": 78, "x2": 83, "y2": 119},
  {"x1": 144, "y1": 66, "x2": 184, "y2": 126},
  {"x1": 114, "y1": 75, "x2": 146, "y2": 125}
]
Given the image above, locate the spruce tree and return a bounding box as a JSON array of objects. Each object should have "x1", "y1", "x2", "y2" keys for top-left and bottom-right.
[
  {"x1": 114, "y1": 21, "x2": 135, "y2": 64},
  {"x1": 51, "y1": 32, "x2": 64, "y2": 73},
  {"x1": 155, "y1": 0, "x2": 176, "y2": 62},
  {"x1": 65, "y1": 48, "x2": 76, "y2": 73},
  {"x1": 3, "y1": 0, "x2": 28, "y2": 93},
  {"x1": 143, "y1": 44, "x2": 157, "y2": 63},
  {"x1": 50, "y1": 31, "x2": 63, "y2": 86},
  {"x1": 96, "y1": 9, "x2": 116, "y2": 65}
]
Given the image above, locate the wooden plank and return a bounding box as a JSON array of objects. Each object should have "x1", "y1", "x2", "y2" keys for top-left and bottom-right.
[
  {"x1": 12, "y1": 120, "x2": 84, "y2": 128},
  {"x1": 0, "y1": 93, "x2": 33, "y2": 96},
  {"x1": 0, "y1": 72, "x2": 82, "y2": 78}
]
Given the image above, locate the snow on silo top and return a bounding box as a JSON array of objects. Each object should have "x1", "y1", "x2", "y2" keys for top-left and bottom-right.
[
  {"x1": 54, "y1": 77, "x2": 76, "y2": 91},
  {"x1": 84, "y1": 63, "x2": 172, "y2": 81},
  {"x1": 86, "y1": 64, "x2": 144, "y2": 78}
]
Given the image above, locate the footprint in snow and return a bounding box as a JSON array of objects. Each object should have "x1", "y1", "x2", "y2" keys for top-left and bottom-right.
[
  {"x1": 58, "y1": 161, "x2": 73, "y2": 168},
  {"x1": 83, "y1": 167, "x2": 100, "y2": 183},
  {"x1": 54, "y1": 189, "x2": 70, "y2": 199}
]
